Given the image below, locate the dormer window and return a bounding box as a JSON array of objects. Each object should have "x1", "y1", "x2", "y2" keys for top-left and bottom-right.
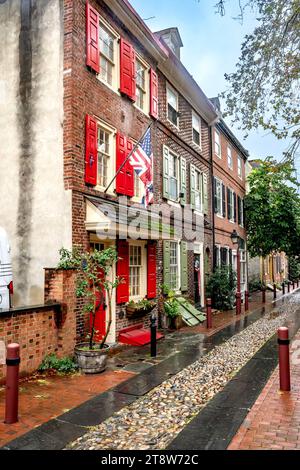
[{"x1": 154, "y1": 27, "x2": 183, "y2": 60}]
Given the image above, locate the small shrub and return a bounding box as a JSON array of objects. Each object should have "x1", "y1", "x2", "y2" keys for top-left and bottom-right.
[
  {"x1": 206, "y1": 266, "x2": 237, "y2": 311},
  {"x1": 38, "y1": 354, "x2": 78, "y2": 374},
  {"x1": 164, "y1": 298, "x2": 180, "y2": 318},
  {"x1": 249, "y1": 278, "x2": 264, "y2": 293}
]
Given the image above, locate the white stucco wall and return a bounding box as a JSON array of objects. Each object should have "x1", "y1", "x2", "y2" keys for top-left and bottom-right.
[{"x1": 0, "y1": 0, "x2": 72, "y2": 307}]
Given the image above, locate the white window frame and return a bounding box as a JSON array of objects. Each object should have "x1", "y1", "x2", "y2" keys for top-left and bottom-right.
[
  {"x1": 166, "y1": 84, "x2": 179, "y2": 128},
  {"x1": 192, "y1": 111, "x2": 201, "y2": 148},
  {"x1": 239, "y1": 197, "x2": 244, "y2": 227},
  {"x1": 134, "y1": 54, "x2": 150, "y2": 115},
  {"x1": 98, "y1": 18, "x2": 120, "y2": 94},
  {"x1": 129, "y1": 241, "x2": 147, "y2": 301},
  {"x1": 237, "y1": 156, "x2": 243, "y2": 179},
  {"x1": 194, "y1": 168, "x2": 203, "y2": 213},
  {"x1": 168, "y1": 149, "x2": 180, "y2": 202},
  {"x1": 169, "y1": 240, "x2": 181, "y2": 292},
  {"x1": 227, "y1": 145, "x2": 233, "y2": 170},
  {"x1": 96, "y1": 120, "x2": 116, "y2": 194},
  {"x1": 214, "y1": 129, "x2": 221, "y2": 158},
  {"x1": 215, "y1": 177, "x2": 223, "y2": 217},
  {"x1": 228, "y1": 188, "x2": 235, "y2": 223}
]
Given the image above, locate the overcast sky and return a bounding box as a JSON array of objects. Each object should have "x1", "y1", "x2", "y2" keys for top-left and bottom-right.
[{"x1": 130, "y1": 0, "x2": 295, "y2": 166}]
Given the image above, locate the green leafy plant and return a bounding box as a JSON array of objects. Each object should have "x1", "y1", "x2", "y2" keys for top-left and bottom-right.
[
  {"x1": 38, "y1": 353, "x2": 78, "y2": 374},
  {"x1": 58, "y1": 246, "x2": 120, "y2": 350},
  {"x1": 164, "y1": 298, "x2": 180, "y2": 318},
  {"x1": 288, "y1": 256, "x2": 300, "y2": 282},
  {"x1": 249, "y1": 278, "x2": 264, "y2": 293},
  {"x1": 206, "y1": 266, "x2": 237, "y2": 311},
  {"x1": 127, "y1": 298, "x2": 156, "y2": 310}
]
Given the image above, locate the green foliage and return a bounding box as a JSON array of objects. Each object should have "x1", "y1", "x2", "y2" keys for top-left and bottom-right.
[
  {"x1": 127, "y1": 298, "x2": 156, "y2": 310},
  {"x1": 245, "y1": 159, "x2": 300, "y2": 258},
  {"x1": 38, "y1": 353, "x2": 78, "y2": 374},
  {"x1": 57, "y1": 246, "x2": 120, "y2": 350},
  {"x1": 164, "y1": 298, "x2": 180, "y2": 318},
  {"x1": 249, "y1": 278, "x2": 264, "y2": 292},
  {"x1": 288, "y1": 256, "x2": 300, "y2": 281},
  {"x1": 206, "y1": 266, "x2": 237, "y2": 311},
  {"x1": 221, "y1": 0, "x2": 300, "y2": 159},
  {"x1": 57, "y1": 247, "x2": 81, "y2": 270}
]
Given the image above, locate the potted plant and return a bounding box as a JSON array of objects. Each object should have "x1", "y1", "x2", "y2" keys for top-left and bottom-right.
[
  {"x1": 126, "y1": 298, "x2": 156, "y2": 318},
  {"x1": 163, "y1": 290, "x2": 181, "y2": 329},
  {"x1": 58, "y1": 246, "x2": 120, "y2": 374}
]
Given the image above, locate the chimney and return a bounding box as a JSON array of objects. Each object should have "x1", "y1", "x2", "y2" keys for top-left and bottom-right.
[{"x1": 154, "y1": 27, "x2": 183, "y2": 60}]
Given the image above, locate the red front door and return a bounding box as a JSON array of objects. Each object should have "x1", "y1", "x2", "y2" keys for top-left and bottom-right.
[{"x1": 90, "y1": 269, "x2": 106, "y2": 342}]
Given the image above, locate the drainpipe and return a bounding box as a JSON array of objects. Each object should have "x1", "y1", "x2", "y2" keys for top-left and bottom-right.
[{"x1": 209, "y1": 125, "x2": 215, "y2": 271}]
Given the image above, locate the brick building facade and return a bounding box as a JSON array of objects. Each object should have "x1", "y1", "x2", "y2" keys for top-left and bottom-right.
[
  {"x1": 210, "y1": 98, "x2": 249, "y2": 294},
  {"x1": 1, "y1": 0, "x2": 252, "y2": 349}
]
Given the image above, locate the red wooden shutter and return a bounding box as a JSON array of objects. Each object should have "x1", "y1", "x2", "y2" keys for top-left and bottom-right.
[
  {"x1": 147, "y1": 242, "x2": 157, "y2": 299},
  {"x1": 116, "y1": 133, "x2": 134, "y2": 196},
  {"x1": 120, "y1": 38, "x2": 136, "y2": 100},
  {"x1": 116, "y1": 240, "x2": 129, "y2": 304},
  {"x1": 85, "y1": 114, "x2": 97, "y2": 186},
  {"x1": 86, "y1": 2, "x2": 100, "y2": 73},
  {"x1": 150, "y1": 69, "x2": 158, "y2": 119}
]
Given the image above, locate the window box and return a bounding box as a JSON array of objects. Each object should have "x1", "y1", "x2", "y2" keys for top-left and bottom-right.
[{"x1": 126, "y1": 299, "x2": 156, "y2": 318}]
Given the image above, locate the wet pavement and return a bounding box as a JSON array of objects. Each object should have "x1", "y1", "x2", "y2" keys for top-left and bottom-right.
[
  {"x1": 167, "y1": 291, "x2": 300, "y2": 450},
  {"x1": 1, "y1": 289, "x2": 299, "y2": 450}
]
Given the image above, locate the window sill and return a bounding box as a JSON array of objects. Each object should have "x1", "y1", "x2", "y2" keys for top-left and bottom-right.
[
  {"x1": 216, "y1": 213, "x2": 224, "y2": 219},
  {"x1": 96, "y1": 75, "x2": 120, "y2": 96},
  {"x1": 215, "y1": 153, "x2": 222, "y2": 159},
  {"x1": 167, "y1": 199, "x2": 181, "y2": 208},
  {"x1": 166, "y1": 118, "x2": 179, "y2": 130},
  {"x1": 134, "y1": 102, "x2": 150, "y2": 117}
]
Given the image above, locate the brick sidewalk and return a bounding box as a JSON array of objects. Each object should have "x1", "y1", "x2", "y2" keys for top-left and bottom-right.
[
  {"x1": 185, "y1": 289, "x2": 281, "y2": 337},
  {"x1": 228, "y1": 331, "x2": 300, "y2": 450},
  {"x1": 0, "y1": 369, "x2": 133, "y2": 447}
]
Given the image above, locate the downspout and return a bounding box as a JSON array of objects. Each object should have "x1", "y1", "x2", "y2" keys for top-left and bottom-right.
[{"x1": 209, "y1": 124, "x2": 215, "y2": 271}]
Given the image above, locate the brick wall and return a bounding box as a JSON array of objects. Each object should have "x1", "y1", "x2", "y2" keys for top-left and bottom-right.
[
  {"x1": 213, "y1": 126, "x2": 247, "y2": 249},
  {"x1": 0, "y1": 305, "x2": 60, "y2": 383}
]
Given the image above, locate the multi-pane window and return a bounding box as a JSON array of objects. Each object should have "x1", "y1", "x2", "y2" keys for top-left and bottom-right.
[
  {"x1": 170, "y1": 241, "x2": 179, "y2": 291},
  {"x1": 169, "y1": 151, "x2": 179, "y2": 200},
  {"x1": 214, "y1": 130, "x2": 221, "y2": 157},
  {"x1": 192, "y1": 112, "x2": 201, "y2": 147},
  {"x1": 167, "y1": 86, "x2": 178, "y2": 126},
  {"x1": 129, "y1": 245, "x2": 142, "y2": 297},
  {"x1": 97, "y1": 126, "x2": 111, "y2": 188},
  {"x1": 90, "y1": 242, "x2": 105, "y2": 252},
  {"x1": 215, "y1": 178, "x2": 223, "y2": 215},
  {"x1": 194, "y1": 169, "x2": 203, "y2": 212},
  {"x1": 227, "y1": 146, "x2": 233, "y2": 169},
  {"x1": 228, "y1": 188, "x2": 234, "y2": 221},
  {"x1": 237, "y1": 156, "x2": 242, "y2": 178},
  {"x1": 99, "y1": 24, "x2": 115, "y2": 86},
  {"x1": 136, "y1": 59, "x2": 146, "y2": 110}
]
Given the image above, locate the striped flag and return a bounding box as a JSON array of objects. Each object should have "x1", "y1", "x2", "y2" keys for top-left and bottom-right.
[{"x1": 129, "y1": 127, "x2": 154, "y2": 207}]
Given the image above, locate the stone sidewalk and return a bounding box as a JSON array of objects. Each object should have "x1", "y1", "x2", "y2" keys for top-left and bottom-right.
[
  {"x1": 228, "y1": 329, "x2": 300, "y2": 450},
  {"x1": 0, "y1": 287, "x2": 293, "y2": 449}
]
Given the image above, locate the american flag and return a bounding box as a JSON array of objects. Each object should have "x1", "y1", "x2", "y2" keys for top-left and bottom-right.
[{"x1": 129, "y1": 127, "x2": 154, "y2": 207}]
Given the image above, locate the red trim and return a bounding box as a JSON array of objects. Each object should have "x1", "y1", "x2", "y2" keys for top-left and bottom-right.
[
  {"x1": 85, "y1": 115, "x2": 98, "y2": 186},
  {"x1": 120, "y1": 38, "x2": 136, "y2": 100},
  {"x1": 116, "y1": 240, "x2": 129, "y2": 304},
  {"x1": 86, "y1": 2, "x2": 100, "y2": 73},
  {"x1": 116, "y1": 133, "x2": 134, "y2": 196},
  {"x1": 150, "y1": 69, "x2": 158, "y2": 119},
  {"x1": 147, "y1": 242, "x2": 157, "y2": 299}
]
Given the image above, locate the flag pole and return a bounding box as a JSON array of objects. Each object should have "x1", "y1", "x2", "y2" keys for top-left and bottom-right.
[{"x1": 104, "y1": 121, "x2": 153, "y2": 194}]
